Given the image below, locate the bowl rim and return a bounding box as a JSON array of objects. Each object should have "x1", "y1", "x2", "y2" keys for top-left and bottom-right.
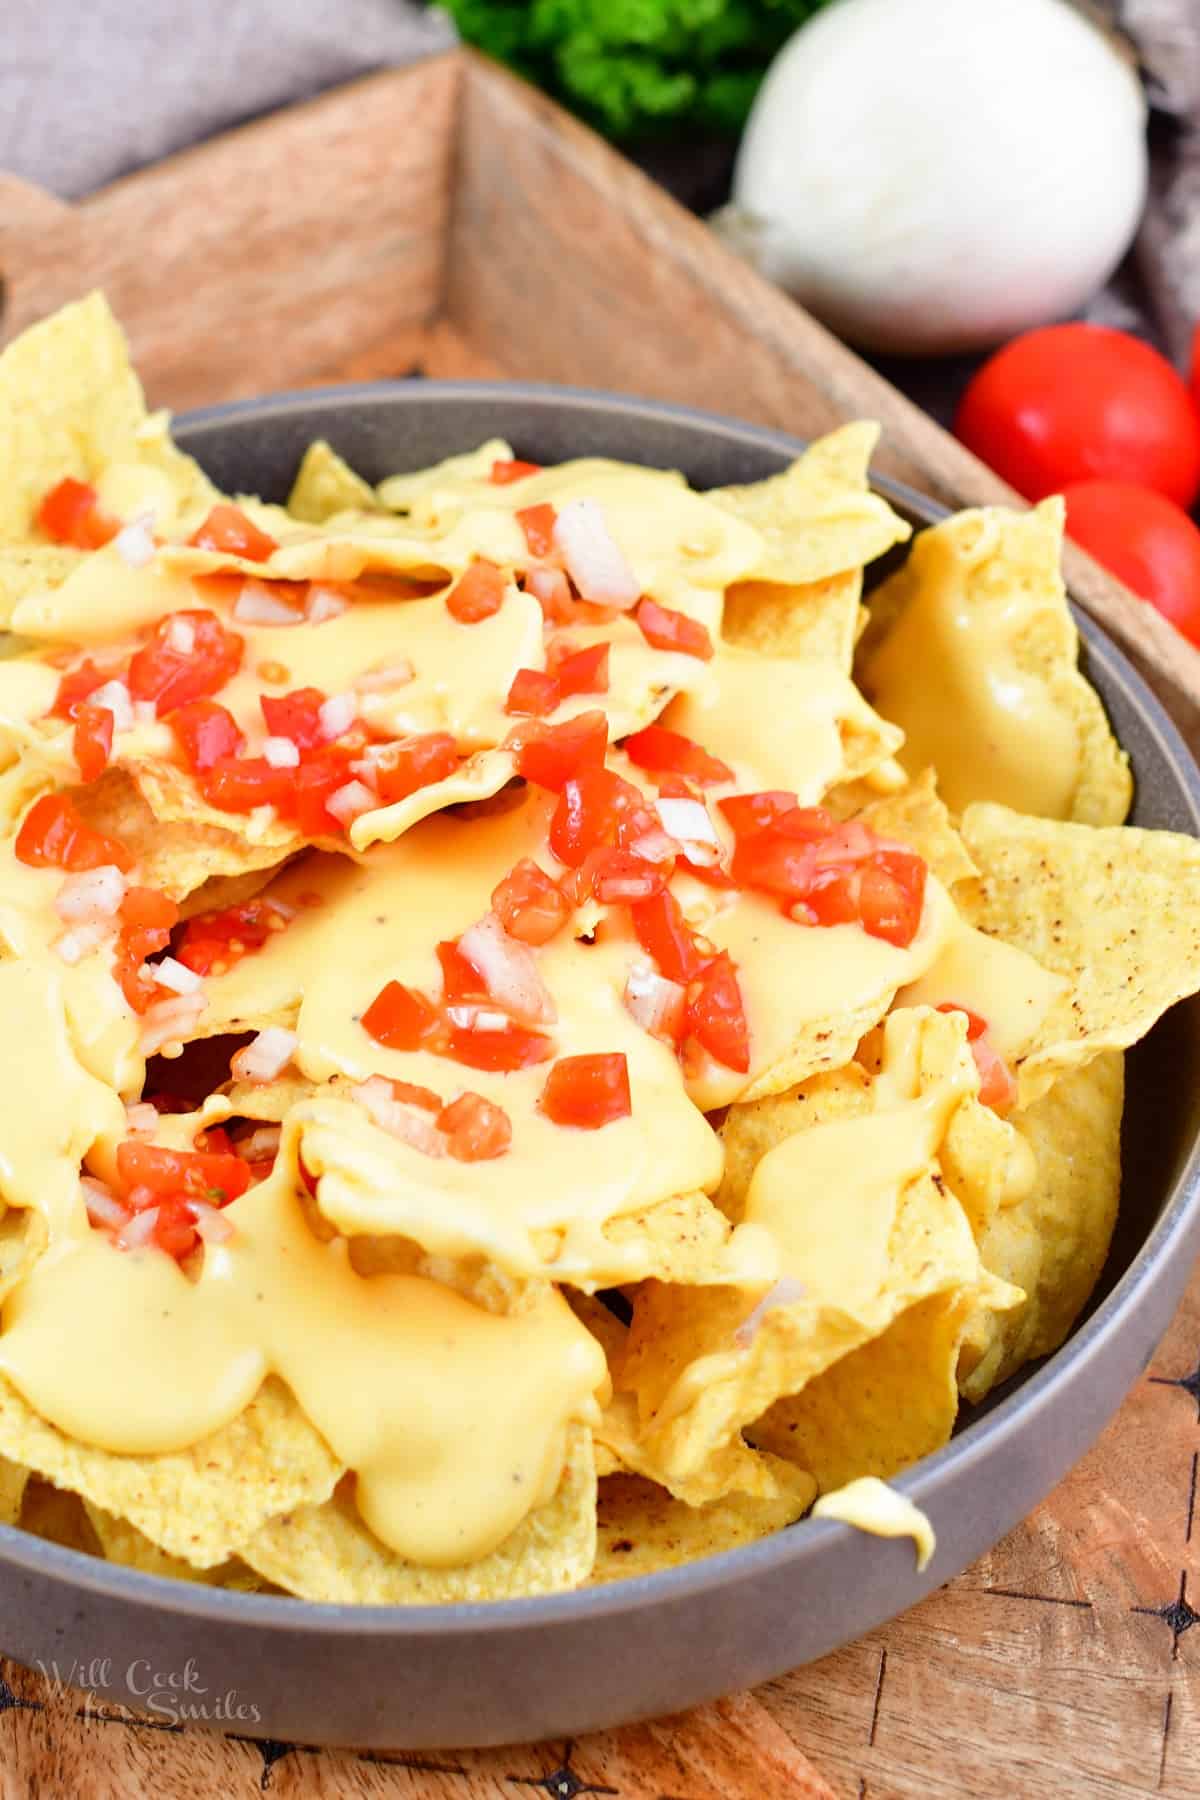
[{"x1": 6, "y1": 378, "x2": 1200, "y2": 1637}]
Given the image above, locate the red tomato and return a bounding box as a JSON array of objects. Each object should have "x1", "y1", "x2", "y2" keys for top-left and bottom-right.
[
  {"x1": 516, "y1": 504, "x2": 558, "y2": 560},
  {"x1": 1061, "y1": 479, "x2": 1200, "y2": 649},
  {"x1": 50, "y1": 659, "x2": 114, "y2": 720},
  {"x1": 491, "y1": 858, "x2": 571, "y2": 946},
  {"x1": 116, "y1": 1141, "x2": 251, "y2": 1206},
  {"x1": 956, "y1": 324, "x2": 1200, "y2": 507},
  {"x1": 37, "y1": 478, "x2": 119, "y2": 550},
  {"x1": 16, "y1": 793, "x2": 134, "y2": 873},
  {"x1": 505, "y1": 668, "x2": 561, "y2": 717},
  {"x1": 540, "y1": 1053, "x2": 631, "y2": 1129},
  {"x1": 169, "y1": 700, "x2": 245, "y2": 773},
  {"x1": 635, "y1": 598, "x2": 713, "y2": 661},
  {"x1": 389, "y1": 1079, "x2": 443, "y2": 1112},
  {"x1": 189, "y1": 504, "x2": 279, "y2": 561},
  {"x1": 687, "y1": 953, "x2": 750, "y2": 1074},
  {"x1": 119, "y1": 885, "x2": 179, "y2": 936},
  {"x1": 624, "y1": 724, "x2": 733, "y2": 786},
  {"x1": 582, "y1": 846, "x2": 667, "y2": 905},
  {"x1": 112, "y1": 885, "x2": 180, "y2": 1012},
  {"x1": 437, "y1": 1092, "x2": 512, "y2": 1160},
  {"x1": 512, "y1": 710, "x2": 608, "y2": 791},
  {"x1": 718, "y1": 791, "x2": 816, "y2": 837},
  {"x1": 370, "y1": 733, "x2": 460, "y2": 804},
  {"x1": 286, "y1": 745, "x2": 359, "y2": 835},
  {"x1": 127, "y1": 611, "x2": 244, "y2": 715},
  {"x1": 361, "y1": 980, "x2": 440, "y2": 1051},
  {"x1": 446, "y1": 558, "x2": 506, "y2": 623},
  {"x1": 549, "y1": 766, "x2": 643, "y2": 867},
  {"x1": 935, "y1": 1003, "x2": 1016, "y2": 1113},
  {"x1": 73, "y1": 703, "x2": 113, "y2": 783},
  {"x1": 806, "y1": 849, "x2": 926, "y2": 948},
  {"x1": 260, "y1": 688, "x2": 327, "y2": 749},
  {"x1": 629, "y1": 889, "x2": 708, "y2": 985},
  {"x1": 490, "y1": 459, "x2": 542, "y2": 484},
  {"x1": 445, "y1": 1023, "x2": 554, "y2": 1072},
  {"x1": 547, "y1": 641, "x2": 610, "y2": 697},
  {"x1": 436, "y1": 938, "x2": 481, "y2": 1003},
  {"x1": 176, "y1": 898, "x2": 286, "y2": 975},
  {"x1": 201, "y1": 756, "x2": 293, "y2": 814}
]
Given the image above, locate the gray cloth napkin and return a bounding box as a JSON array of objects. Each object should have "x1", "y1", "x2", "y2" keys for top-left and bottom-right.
[{"x1": 0, "y1": 0, "x2": 456, "y2": 199}]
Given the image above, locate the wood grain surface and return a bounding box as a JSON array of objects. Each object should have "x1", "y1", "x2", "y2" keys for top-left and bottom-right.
[{"x1": 0, "y1": 46, "x2": 1198, "y2": 1798}]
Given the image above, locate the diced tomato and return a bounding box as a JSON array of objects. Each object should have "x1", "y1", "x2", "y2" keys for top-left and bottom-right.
[
  {"x1": 505, "y1": 667, "x2": 561, "y2": 717},
  {"x1": 127, "y1": 610, "x2": 244, "y2": 715},
  {"x1": 201, "y1": 756, "x2": 293, "y2": 814},
  {"x1": 583, "y1": 846, "x2": 668, "y2": 905},
  {"x1": 549, "y1": 766, "x2": 643, "y2": 867},
  {"x1": 50, "y1": 659, "x2": 113, "y2": 721},
  {"x1": 635, "y1": 598, "x2": 713, "y2": 660},
  {"x1": 73, "y1": 704, "x2": 113, "y2": 783},
  {"x1": 286, "y1": 744, "x2": 358, "y2": 835},
  {"x1": 150, "y1": 1196, "x2": 199, "y2": 1258},
  {"x1": 491, "y1": 858, "x2": 571, "y2": 946},
  {"x1": 16, "y1": 793, "x2": 134, "y2": 873},
  {"x1": 445, "y1": 1023, "x2": 554, "y2": 1072},
  {"x1": 116, "y1": 1140, "x2": 251, "y2": 1207},
  {"x1": 719, "y1": 792, "x2": 824, "y2": 838},
  {"x1": 189, "y1": 504, "x2": 278, "y2": 561},
  {"x1": 446, "y1": 558, "x2": 506, "y2": 623},
  {"x1": 490, "y1": 459, "x2": 542, "y2": 484},
  {"x1": 120, "y1": 885, "x2": 178, "y2": 936},
  {"x1": 370, "y1": 732, "x2": 460, "y2": 805},
  {"x1": 361, "y1": 980, "x2": 440, "y2": 1051},
  {"x1": 438, "y1": 1091, "x2": 512, "y2": 1160},
  {"x1": 936, "y1": 1003, "x2": 1017, "y2": 1112},
  {"x1": 730, "y1": 830, "x2": 822, "y2": 902},
  {"x1": 169, "y1": 699, "x2": 245, "y2": 773},
  {"x1": 806, "y1": 848, "x2": 926, "y2": 949},
  {"x1": 260, "y1": 687, "x2": 327, "y2": 749},
  {"x1": 624, "y1": 724, "x2": 733, "y2": 786},
  {"x1": 113, "y1": 886, "x2": 180, "y2": 1012},
  {"x1": 686, "y1": 953, "x2": 750, "y2": 1074},
  {"x1": 630, "y1": 889, "x2": 708, "y2": 985},
  {"x1": 176, "y1": 897, "x2": 287, "y2": 975},
  {"x1": 389, "y1": 1079, "x2": 443, "y2": 1112},
  {"x1": 936, "y1": 1002, "x2": 989, "y2": 1042},
  {"x1": 540, "y1": 1052, "x2": 631, "y2": 1129},
  {"x1": 512, "y1": 709, "x2": 609, "y2": 792},
  {"x1": 437, "y1": 938, "x2": 482, "y2": 1003},
  {"x1": 517, "y1": 503, "x2": 557, "y2": 560},
  {"x1": 547, "y1": 641, "x2": 610, "y2": 697},
  {"x1": 37, "y1": 478, "x2": 118, "y2": 550}
]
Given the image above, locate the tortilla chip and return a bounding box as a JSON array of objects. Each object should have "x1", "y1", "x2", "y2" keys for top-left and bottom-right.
[
  {"x1": 717, "y1": 1066, "x2": 872, "y2": 1222},
  {"x1": 860, "y1": 500, "x2": 1132, "y2": 826},
  {"x1": 239, "y1": 1426, "x2": 596, "y2": 1602},
  {"x1": 709, "y1": 424, "x2": 911, "y2": 584},
  {"x1": 85, "y1": 1502, "x2": 226, "y2": 1584},
  {"x1": 0, "y1": 1455, "x2": 29, "y2": 1528},
  {"x1": 286, "y1": 441, "x2": 380, "y2": 523},
  {"x1": 19, "y1": 1478, "x2": 102, "y2": 1555},
  {"x1": 591, "y1": 1465, "x2": 813, "y2": 1584},
  {"x1": 722, "y1": 570, "x2": 863, "y2": 670},
  {"x1": 960, "y1": 1052, "x2": 1124, "y2": 1402},
  {"x1": 0, "y1": 1375, "x2": 341, "y2": 1567},
  {"x1": 0, "y1": 546, "x2": 86, "y2": 628},
  {"x1": 961, "y1": 803, "x2": 1200, "y2": 1103}
]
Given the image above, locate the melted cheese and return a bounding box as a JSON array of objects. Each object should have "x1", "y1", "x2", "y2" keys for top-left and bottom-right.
[
  {"x1": 812, "y1": 1476, "x2": 935, "y2": 1570},
  {"x1": 895, "y1": 916, "x2": 1068, "y2": 1061}
]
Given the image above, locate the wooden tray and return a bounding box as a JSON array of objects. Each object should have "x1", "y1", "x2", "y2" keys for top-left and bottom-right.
[{"x1": 2, "y1": 46, "x2": 1199, "y2": 1799}]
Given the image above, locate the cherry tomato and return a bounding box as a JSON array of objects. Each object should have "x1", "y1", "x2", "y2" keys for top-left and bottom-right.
[
  {"x1": 539, "y1": 1053, "x2": 631, "y2": 1129},
  {"x1": 370, "y1": 733, "x2": 460, "y2": 804},
  {"x1": 361, "y1": 980, "x2": 440, "y2": 1051},
  {"x1": 189, "y1": 504, "x2": 278, "y2": 561},
  {"x1": 511, "y1": 710, "x2": 608, "y2": 792},
  {"x1": 635, "y1": 598, "x2": 713, "y2": 660},
  {"x1": 127, "y1": 610, "x2": 244, "y2": 715},
  {"x1": 516, "y1": 504, "x2": 557, "y2": 560},
  {"x1": 73, "y1": 703, "x2": 113, "y2": 783},
  {"x1": 16, "y1": 793, "x2": 134, "y2": 872},
  {"x1": 169, "y1": 700, "x2": 245, "y2": 773},
  {"x1": 437, "y1": 1092, "x2": 512, "y2": 1161},
  {"x1": 1061, "y1": 479, "x2": 1200, "y2": 649},
  {"x1": 491, "y1": 858, "x2": 571, "y2": 946},
  {"x1": 505, "y1": 668, "x2": 561, "y2": 717},
  {"x1": 37, "y1": 478, "x2": 119, "y2": 549},
  {"x1": 956, "y1": 324, "x2": 1200, "y2": 507},
  {"x1": 490, "y1": 459, "x2": 542, "y2": 484},
  {"x1": 445, "y1": 558, "x2": 506, "y2": 623},
  {"x1": 547, "y1": 642, "x2": 609, "y2": 698},
  {"x1": 624, "y1": 724, "x2": 733, "y2": 786}
]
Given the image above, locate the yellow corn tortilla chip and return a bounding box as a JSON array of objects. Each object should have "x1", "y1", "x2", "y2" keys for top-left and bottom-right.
[
  {"x1": 286, "y1": 440, "x2": 380, "y2": 523},
  {"x1": 860, "y1": 499, "x2": 1132, "y2": 826},
  {"x1": 239, "y1": 1426, "x2": 596, "y2": 1602},
  {"x1": 709, "y1": 424, "x2": 911, "y2": 583},
  {"x1": 0, "y1": 1454, "x2": 29, "y2": 1527},
  {"x1": 0, "y1": 546, "x2": 86, "y2": 628},
  {"x1": 19, "y1": 1478, "x2": 103, "y2": 1555},
  {"x1": 591, "y1": 1465, "x2": 814, "y2": 1584},
  {"x1": 960, "y1": 1051, "x2": 1124, "y2": 1403},
  {"x1": 85, "y1": 1502, "x2": 228, "y2": 1585},
  {"x1": 961, "y1": 803, "x2": 1200, "y2": 1103},
  {"x1": 721, "y1": 569, "x2": 863, "y2": 670},
  {"x1": 0, "y1": 1375, "x2": 341, "y2": 1567}
]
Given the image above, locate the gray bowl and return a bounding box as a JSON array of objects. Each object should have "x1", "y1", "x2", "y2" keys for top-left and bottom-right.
[{"x1": 3, "y1": 385, "x2": 1199, "y2": 1750}]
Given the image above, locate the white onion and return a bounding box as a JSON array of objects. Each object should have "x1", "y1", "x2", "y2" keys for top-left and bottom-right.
[
  {"x1": 164, "y1": 616, "x2": 196, "y2": 655},
  {"x1": 138, "y1": 992, "x2": 207, "y2": 1053},
  {"x1": 90, "y1": 679, "x2": 134, "y2": 733},
  {"x1": 113, "y1": 515, "x2": 156, "y2": 568},
  {"x1": 117, "y1": 1206, "x2": 159, "y2": 1250},
  {"x1": 457, "y1": 912, "x2": 556, "y2": 1024},
  {"x1": 54, "y1": 864, "x2": 126, "y2": 924},
  {"x1": 734, "y1": 1276, "x2": 807, "y2": 1347},
  {"x1": 348, "y1": 758, "x2": 381, "y2": 789},
  {"x1": 445, "y1": 1003, "x2": 510, "y2": 1033},
  {"x1": 230, "y1": 1026, "x2": 298, "y2": 1083},
  {"x1": 54, "y1": 921, "x2": 113, "y2": 965},
  {"x1": 623, "y1": 962, "x2": 686, "y2": 1039},
  {"x1": 263, "y1": 735, "x2": 301, "y2": 769},
  {"x1": 133, "y1": 699, "x2": 157, "y2": 726},
  {"x1": 351, "y1": 1077, "x2": 446, "y2": 1157},
  {"x1": 248, "y1": 804, "x2": 278, "y2": 831},
  {"x1": 187, "y1": 1200, "x2": 234, "y2": 1243},
  {"x1": 233, "y1": 580, "x2": 303, "y2": 626},
  {"x1": 238, "y1": 1125, "x2": 282, "y2": 1163},
  {"x1": 655, "y1": 797, "x2": 720, "y2": 847},
  {"x1": 552, "y1": 500, "x2": 640, "y2": 608},
  {"x1": 318, "y1": 693, "x2": 356, "y2": 741},
  {"x1": 305, "y1": 585, "x2": 349, "y2": 624},
  {"x1": 81, "y1": 1176, "x2": 129, "y2": 1231},
  {"x1": 326, "y1": 780, "x2": 376, "y2": 825},
  {"x1": 150, "y1": 955, "x2": 204, "y2": 996},
  {"x1": 353, "y1": 659, "x2": 415, "y2": 694},
  {"x1": 728, "y1": 0, "x2": 1147, "y2": 355},
  {"x1": 123, "y1": 1101, "x2": 160, "y2": 1136},
  {"x1": 626, "y1": 828, "x2": 679, "y2": 867}
]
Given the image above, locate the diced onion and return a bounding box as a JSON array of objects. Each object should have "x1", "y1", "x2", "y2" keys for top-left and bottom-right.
[
  {"x1": 351, "y1": 1077, "x2": 447, "y2": 1157},
  {"x1": 233, "y1": 580, "x2": 303, "y2": 626},
  {"x1": 150, "y1": 955, "x2": 205, "y2": 996},
  {"x1": 187, "y1": 1200, "x2": 234, "y2": 1243},
  {"x1": 263, "y1": 735, "x2": 301, "y2": 769},
  {"x1": 734, "y1": 1277, "x2": 807, "y2": 1346},
  {"x1": 54, "y1": 920, "x2": 113, "y2": 965},
  {"x1": 445, "y1": 1003, "x2": 511, "y2": 1033},
  {"x1": 138, "y1": 993, "x2": 208, "y2": 1053},
  {"x1": 90, "y1": 679, "x2": 134, "y2": 733},
  {"x1": 318, "y1": 693, "x2": 356, "y2": 742},
  {"x1": 326, "y1": 780, "x2": 376, "y2": 825},
  {"x1": 457, "y1": 912, "x2": 556, "y2": 1024},
  {"x1": 623, "y1": 961, "x2": 686, "y2": 1039},
  {"x1": 238, "y1": 1125, "x2": 282, "y2": 1162},
  {"x1": 626, "y1": 828, "x2": 679, "y2": 867},
  {"x1": 248, "y1": 805, "x2": 278, "y2": 832},
  {"x1": 353, "y1": 658, "x2": 415, "y2": 693},
  {"x1": 81, "y1": 1176, "x2": 129, "y2": 1232},
  {"x1": 164, "y1": 615, "x2": 196, "y2": 655},
  {"x1": 117, "y1": 1206, "x2": 159, "y2": 1250},
  {"x1": 305, "y1": 585, "x2": 349, "y2": 624},
  {"x1": 231, "y1": 1026, "x2": 299, "y2": 1084},
  {"x1": 54, "y1": 864, "x2": 127, "y2": 924},
  {"x1": 133, "y1": 699, "x2": 157, "y2": 726},
  {"x1": 656, "y1": 797, "x2": 721, "y2": 848},
  {"x1": 123, "y1": 1101, "x2": 160, "y2": 1136},
  {"x1": 112, "y1": 515, "x2": 156, "y2": 569},
  {"x1": 552, "y1": 499, "x2": 640, "y2": 608}
]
